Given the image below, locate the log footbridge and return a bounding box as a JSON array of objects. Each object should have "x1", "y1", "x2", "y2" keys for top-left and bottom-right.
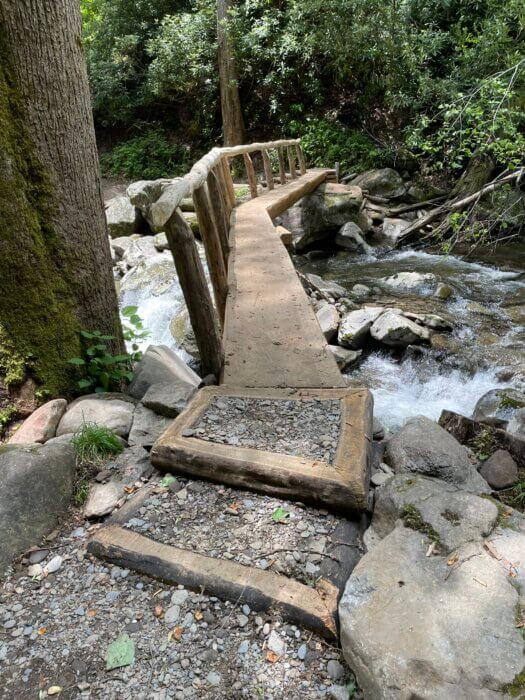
[{"x1": 89, "y1": 140, "x2": 372, "y2": 637}]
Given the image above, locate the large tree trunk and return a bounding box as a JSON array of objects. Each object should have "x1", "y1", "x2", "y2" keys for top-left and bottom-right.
[
  {"x1": 217, "y1": 0, "x2": 245, "y2": 146},
  {"x1": 0, "y1": 0, "x2": 124, "y2": 396}
]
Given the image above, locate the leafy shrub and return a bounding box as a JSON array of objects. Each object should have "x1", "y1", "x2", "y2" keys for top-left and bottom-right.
[
  {"x1": 289, "y1": 117, "x2": 393, "y2": 173},
  {"x1": 68, "y1": 306, "x2": 149, "y2": 393},
  {"x1": 100, "y1": 129, "x2": 194, "y2": 180}
]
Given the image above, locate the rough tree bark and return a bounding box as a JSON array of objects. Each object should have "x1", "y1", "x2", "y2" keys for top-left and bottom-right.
[
  {"x1": 217, "y1": 0, "x2": 245, "y2": 146},
  {"x1": 0, "y1": 0, "x2": 124, "y2": 396}
]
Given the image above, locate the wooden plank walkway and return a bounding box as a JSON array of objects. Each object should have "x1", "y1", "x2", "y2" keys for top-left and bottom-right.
[{"x1": 222, "y1": 169, "x2": 345, "y2": 389}]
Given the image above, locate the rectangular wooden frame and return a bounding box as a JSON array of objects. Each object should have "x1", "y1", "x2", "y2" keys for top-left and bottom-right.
[{"x1": 151, "y1": 386, "x2": 373, "y2": 512}]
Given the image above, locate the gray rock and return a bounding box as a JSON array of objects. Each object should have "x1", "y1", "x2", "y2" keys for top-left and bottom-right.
[
  {"x1": 297, "y1": 643, "x2": 307, "y2": 660},
  {"x1": 169, "y1": 307, "x2": 200, "y2": 362},
  {"x1": 350, "y1": 284, "x2": 371, "y2": 300},
  {"x1": 0, "y1": 444, "x2": 75, "y2": 574},
  {"x1": 506, "y1": 408, "x2": 525, "y2": 439},
  {"x1": 267, "y1": 630, "x2": 286, "y2": 656},
  {"x1": 370, "y1": 473, "x2": 498, "y2": 552},
  {"x1": 385, "y1": 416, "x2": 490, "y2": 493},
  {"x1": 327, "y1": 345, "x2": 362, "y2": 371},
  {"x1": 370, "y1": 310, "x2": 430, "y2": 348},
  {"x1": 108, "y1": 445, "x2": 153, "y2": 484},
  {"x1": 44, "y1": 555, "x2": 63, "y2": 574},
  {"x1": 315, "y1": 302, "x2": 340, "y2": 341},
  {"x1": 296, "y1": 183, "x2": 363, "y2": 251},
  {"x1": 379, "y1": 271, "x2": 437, "y2": 293},
  {"x1": 473, "y1": 388, "x2": 525, "y2": 429},
  {"x1": 57, "y1": 393, "x2": 136, "y2": 438},
  {"x1": 238, "y1": 640, "x2": 249, "y2": 655},
  {"x1": 28, "y1": 549, "x2": 49, "y2": 564},
  {"x1": 128, "y1": 345, "x2": 200, "y2": 401},
  {"x1": 170, "y1": 590, "x2": 189, "y2": 606},
  {"x1": 119, "y1": 254, "x2": 177, "y2": 299},
  {"x1": 403, "y1": 312, "x2": 452, "y2": 330},
  {"x1": 339, "y1": 526, "x2": 523, "y2": 698},
  {"x1": 106, "y1": 196, "x2": 143, "y2": 238},
  {"x1": 327, "y1": 659, "x2": 345, "y2": 681},
  {"x1": 111, "y1": 234, "x2": 141, "y2": 260},
  {"x1": 122, "y1": 236, "x2": 158, "y2": 267},
  {"x1": 83, "y1": 481, "x2": 123, "y2": 519},
  {"x1": 479, "y1": 450, "x2": 518, "y2": 489},
  {"x1": 350, "y1": 168, "x2": 406, "y2": 199},
  {"x1": 370, "y1": 472, "x2": 391, "y2": 487},
  {"x1": 304, "y1": 273, "x2": 347, "y2": 300},
  {"x1": 335, "y1": 222, "x2": 373, "y2": 254},
  {"x1": 328, "y1": 686, "x2": 350, "y2": 700},
  {"x1": 128, "y1": 404, "x2": 171, "y2": 448},
  {"x1": 141, "y1": 382, "x2": 196, "y2": 419},
  {"x1": 338, "y1": 307, "x2": 384, "y2": 349},
  {"x1": 153, "y1": 232, "x2": 169, "y2": 251},
  {"x1": 164, "y1": 605, "x2": 180, "y2": 625},
  {"x1": 381, "y1": 217, "x2": 411, "y2": 242},
  {"x1": 206, "y1": 671, "x2": 221, "y2": 687},
  {"x1": 8, "y1": 399, "x2": 67, "y2": 445},
  {"x1": 434, "y1": 282, "x2": 454, "y2": 300},
  {"x1": 373, "y1": 417, "x2": 385, "y2": 440}
]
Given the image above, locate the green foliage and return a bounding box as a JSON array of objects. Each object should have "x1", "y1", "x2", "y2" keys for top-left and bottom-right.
[
  {"x1": 100, "y1": 128, "x2": 194, "y2": 179},
  {"x1": 0, "y1": 405, "x2": 16, "y2": 431},
  {"x1": 0, "y1": 324, "x2": 27, "y2": 387},
  {"x1": 289, "y1": 117, "x2": 393, "y2": 172},
  {"x1": 72, "y1": 423, "x2": 124, "y2": 463},
  {"x1": 400, "y1": 504, "x2": 441, "y2": 545},
  {"x1": 499, "y1": 471, "x2": 525, "y2": 512},
  {"x1": 68, "y1": 306, "x2": 149, "y2": 393}
]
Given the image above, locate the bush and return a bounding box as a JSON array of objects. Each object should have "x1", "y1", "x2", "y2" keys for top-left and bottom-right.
[
  {"x1": 289, "y1": 117, "x2": 394, "y2": 173},
  {"x1": 72, "y1": 423, "x2": 124, "y2": 464},
  {"x1": 99, "y1": 129, "x2": 194, "y2": 180}
]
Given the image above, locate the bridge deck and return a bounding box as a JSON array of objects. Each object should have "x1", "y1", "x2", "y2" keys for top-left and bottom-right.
[{"x1": 222, "y1": 169, "x2": 345, "y2": 389}]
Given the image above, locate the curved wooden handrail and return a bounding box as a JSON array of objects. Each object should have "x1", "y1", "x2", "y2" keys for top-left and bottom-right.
[{"x1": 151, "y1": 138, "x2": 302, "y2": 230}]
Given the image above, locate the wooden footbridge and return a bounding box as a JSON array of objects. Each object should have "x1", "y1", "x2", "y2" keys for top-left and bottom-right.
[{"x1": 89, "y1": 139, "x2": 372, "y2": 638}]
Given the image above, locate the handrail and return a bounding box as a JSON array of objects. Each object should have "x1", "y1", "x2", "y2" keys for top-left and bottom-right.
[{"x1": 151, "y1": 138, "x2": 302, "y2": 230}]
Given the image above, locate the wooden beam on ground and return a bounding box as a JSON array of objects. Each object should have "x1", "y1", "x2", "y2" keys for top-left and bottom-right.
[
  {"x1": 88, "y1": 525, "x2": 338, "y2": 639},
  {"x1": 192, "y1": 184, "x2": 229, "y2": 323},
  {"x1": 206, "y1": 170, "x2": 230, "y2": 265},
  {"x1": 297, "y1": 144, "x2": 307, "y2": 175},
  {"x1": 261, "y1": 149, "x2": 274, "y2": 190},
  {"x1": 277, "y1": 146, "x2": 287, "y2": 185},
  {"x1": 275, "y1": 225, "x2": 293, "y2": 248},
  {"x1": 220, "y1": 157, "x2": 236, "y2": 210},
  {"x1": 287, "y1": 145, "x2": 297, "y2": 180},
  {"x1": 165, "y1": 210, "x2": 223, "y2": 378},
  {"x1": 243, "y1": 152, "x2": 258, "y2": 198}
]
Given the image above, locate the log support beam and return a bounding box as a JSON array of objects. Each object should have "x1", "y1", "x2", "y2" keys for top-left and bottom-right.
[{"x1": 243, "y1": 152, "x2": 258, "y2": 198}]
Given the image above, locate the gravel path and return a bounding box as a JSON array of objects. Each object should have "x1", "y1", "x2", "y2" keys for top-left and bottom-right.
[
  {"x1": 191, "y1": 397, "x2": 341, "y2": 464},
  {"x1": 125, "y1": 477, "x2": 342, "y2": 585},
  {"x1": 0, "y1": 478, "x2": 359, "y2": 700}
]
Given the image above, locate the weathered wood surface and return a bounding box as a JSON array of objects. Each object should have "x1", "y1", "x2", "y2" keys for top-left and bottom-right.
[
  {"x1": 287, "y1": 145, "x2": 297, "y2": 180},
  {"x1": 297, "y1": 144, "x2": 307, "y2": 175},
  {"x1": 222, "y1": 168, "x2": 344, "y2": 388},
  {"x1": 151, "y1": 139, "x2": 301, "y2": 229},
  {"x1": 206, "y1": 170, "x2": 229, "y2": 263},
  {"x1": 277, "y1": 147, "x2": 287, "y2": 185},
  {"x1": 261, "y1": 149, "x2": 274, "y2": 190},
  {"x1": 221, "y1": 157, "x2": 236, "y2": 210},
  {"x1": 151, "y1": 386, "x2": 372, "y2": 512},
  {"x1": 88, "y1": 524, "x2": 338, "y2": 639},
  {"x1": 165, "y1": 210, "x2": 223, "y2": 378},
  {"x1": 242, "y1": 152, "x2": 258, "y2": 199},
  {"x1": 192, "y1": 185, "x2": 228, "y2": 323}
]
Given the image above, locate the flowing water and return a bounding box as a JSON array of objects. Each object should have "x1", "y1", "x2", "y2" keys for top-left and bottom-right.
[{"x1": 297, "y1": 241, "x2": 525, "y2": 430}]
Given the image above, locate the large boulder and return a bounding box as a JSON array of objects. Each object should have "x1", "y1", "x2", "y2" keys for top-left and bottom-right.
[
  {"x1": 382, "y1": 217, "x2": 411, "y2": 242},
  {"x1": 128, "y1": 405, "x2": 171, "y2": 449},
  {"x1": 338, "y1": 307, "x2": 384, "y2": 349},
  {"x1": 328, "y1": 346, "x2": 362, "y2": 371},
  {"x1": 119, "y1": 254, "x2": 178, "y2": 298},
  {"x1": 315, "y1": 302, "x2": 340, "y2": 341},
  {"x1": 106, "y1": 196, "x2": 143, "y2": 238},
  {"x1": 8, "y1": 399, "x2": 67, "y2": 444},
  {"x1": 335, "y1": 222, "x2": 373, "y2": 254},
  {"x1": 128, "y1": 345, "x2": 200, "y2": 401},
  {"x1": 56, "y1": 393, "x2": 136, "y2": 438},
  {"x1": 340, "y1": 524, "x2": 524, "y2": 699},
  {"x1": 295, "y1": 183, "x2": 363, "y2": 251},
  {"x1": 473, "y1": 388, "x2": 525, "y2": 429},
  {"x1": 379, "y1": 271, "x2": 437, "y2": 293},
  {"x1": 111, "y1": 234, "x2": 141, "y2": 261},
  {"x1": 350, "y1": 168, "x2": 406, "y2": 200},
  {"x1": 303, "y1": 273, "x2": 347, "y2": 300},
  {"x1": 479, "y1": 449, "x2": 519, "y2": 489},
  {"x1": 122, "y1": 236, "x2": 158, "y2": 268},
  {"x1": 385, "y1": 415, "x2": 490, "y2": 492},
  {"x1": 370, "y1": 310, "x2": 430, "y2": 348},
  {"x1": 369, "y1": 473, "x2": 498, "y2": 553},
  {"x1": 0, "y1": 444, "x2": 76, "y2": 574}
]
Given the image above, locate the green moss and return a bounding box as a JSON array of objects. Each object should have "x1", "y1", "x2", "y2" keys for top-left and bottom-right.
[
  {"x1": 441, "y1": 510, "x2": 461, "y2": 525},
  {"x1": 501, "y1": 668, "x2": 525, "y2": 697},
  {"x1": 401, "y1": 504, "x2": 441, "y2": 545},
  {"x1": 0, "y1": 38, "x2": 82, "y2": 396},
  {"x1": 395, "y1": 477, "x2": 418, "y2": 493},
  {"x1": 499, "y1": 392, "x2": 525, "y2": 411}
]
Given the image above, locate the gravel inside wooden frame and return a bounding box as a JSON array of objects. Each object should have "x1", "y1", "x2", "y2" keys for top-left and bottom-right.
[{"x1": 150, "y1": 386, "x2": 373, "y2": 513}]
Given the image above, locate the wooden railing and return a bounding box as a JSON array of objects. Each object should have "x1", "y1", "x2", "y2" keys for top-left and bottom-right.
[{"x1": 162, "y1": 139, "x2": 307, "y2": 379}]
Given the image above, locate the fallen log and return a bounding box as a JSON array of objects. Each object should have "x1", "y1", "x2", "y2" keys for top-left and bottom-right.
[{"x1": 394, "y1": 168, "x2": 524, "y2": 247}]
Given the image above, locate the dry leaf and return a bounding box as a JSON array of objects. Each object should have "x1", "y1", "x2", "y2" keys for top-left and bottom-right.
[
  {"x1": 123, "y1": 486, "x2": 136, "y2": 494},
  {"x1": 194, "y1": 610, "x2": 203, "y2": 621},
  {"x1": 229, "y1": 502, "x2": 240, "y2": 511},
  {"x1": 447, "y1": 553, "x2": 459, "y2": 567},
  {"x1": 516, "y1": 619, "x2": 525, "y2": 628},
  {"x1": 86, "y1": 609, "x2": 97, "y2": 618},
  {"x1": 47, "y1": 687, "x2": 62, "y2": 696},
  {"x1": 168, "y1": 625, "x2": 184, "y2": 641},
  {"x1": 266, "y1": 651, "x2": 279, "y2": 663},
  {"x1": 154, "y1": 605, "x2": 164, "y2": 618},
  {"x1": 37, "y1": 627, "x2": 47, "y2": 635}
]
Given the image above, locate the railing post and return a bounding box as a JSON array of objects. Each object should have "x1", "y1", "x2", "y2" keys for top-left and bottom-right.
[
  {"x1": 213, "y1": 163, "x2": 232, "y2": 221},
  {"x1": 261, "y1": 149, "x2": 274, "y2": 190},
  {"x1": 287, "y1": 145, "x2": 297, "y2": 180},
  {"x1": 220, "y1": 157, "x2": 236, "y2": 210},
  {"x1": 206, "y1": 170, "x2": 230, "y2": 265},
  {"x1": 277, "y1": 147, "x2": 287, "y2": 185},
  {"x1": 296, "y1": 144, "x2": 307, "y2": 175},
  {"x1": 192, "y1": 184, "x2": 229, "y2": 324},
  {"x1": 243, "y1": 152, "x2": 258, "y2": 198},
  {"x1": 165, "y1": 209, "x2": 223, "y2": 379}
]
